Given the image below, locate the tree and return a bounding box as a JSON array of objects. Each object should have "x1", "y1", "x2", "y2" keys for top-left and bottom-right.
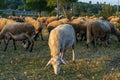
[
  {"x1": 26, "y1": 0, "x2": 47, "y2": 12},
  {"x1": 47, "y1": 0, "x2": 78, "y2": 17},
  {"x1": 47, "y1": 0, "x2": 78, "y2": 7},
  {"x1": 18, "y1": 0, "x2": 26, "y2": 10},
  {"x1": 0, "y1": 0, "x2": 6, "y2": 9},
  {"x1": 5, "y1": 0, "x2": 23, "y2": 10},
  {"x1": 99, "y1": 4, "x2": 114, "y2": 19}
]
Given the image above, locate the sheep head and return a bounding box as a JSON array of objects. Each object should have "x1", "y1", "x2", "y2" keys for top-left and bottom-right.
[{"x1": 46, "y1": 56, "x2": 66, "y2": 75}]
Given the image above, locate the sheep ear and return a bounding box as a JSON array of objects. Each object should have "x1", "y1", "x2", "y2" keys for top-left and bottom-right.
[
  {"x1": 60, "y1": 58, "x2": 66, "y2": 64},
  {"x1": 46, "y1": 59, "x2": 52, "y2": 66}
]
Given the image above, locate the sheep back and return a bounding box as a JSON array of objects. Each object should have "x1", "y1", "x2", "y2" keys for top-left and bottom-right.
[
  {"x1": 1, "y1": 23, "x2": 35, "y2": 37},
  {"x1": 46, "y1": 16, "x2": 59, "y2": 25},
  {"x1": 37, "y1": 17, "x2": 47, "y2": 23},
  {"x1": 49, "y1": 24, "x2": 76, "y2": 57},
  {"x1": 47, "y1": 21, "x2": 63, "y2": 33},
  {"x1": 86, "y1": 20, "x2": 111, "y2": 46}
]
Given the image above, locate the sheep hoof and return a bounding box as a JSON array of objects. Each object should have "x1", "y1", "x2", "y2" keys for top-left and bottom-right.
[
  {"x1": 72, "y1": 61, "x2": 76, "y2": 64},
  {"x1": 34, "y1": 37, "x2": 38, "y2": 41},
  {"x1": 34, "y1": 39, "x2": 37, "y2": 41},
  {"x1": 29, "y1": 50, "x2": 32, "y2": 52},
  {"x1": 41, "y1": 38, "x2": 44, "y2": 41},
  {"x1": 3, "y1": 49, "x2": 6, "y2": 51},
  {"x1": 3, "y1": 48, "x2": 7, "y2": 51},
  {"x1": 86, "y1": 44, "x2": 89, "y2": 48}
]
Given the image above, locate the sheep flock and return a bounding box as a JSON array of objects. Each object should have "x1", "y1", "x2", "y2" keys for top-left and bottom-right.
[{"x1": 0, "y1": 15, "x2": 120, "y2": 75}]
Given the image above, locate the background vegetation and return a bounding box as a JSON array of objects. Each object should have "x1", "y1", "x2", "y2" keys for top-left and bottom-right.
[{"x1": 0, "y1": 0, "x2": 119, "y2": 18}]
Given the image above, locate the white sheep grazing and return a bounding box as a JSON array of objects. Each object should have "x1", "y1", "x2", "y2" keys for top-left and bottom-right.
[
  {"x1": 46, "y1": 24, "x2": 76, "y2": 75},
  {"x1": 0, "y1": 23, "x2": 35, "y2": 52}
]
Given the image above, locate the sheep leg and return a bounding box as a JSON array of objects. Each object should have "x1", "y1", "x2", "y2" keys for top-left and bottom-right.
[
  {"x1": 40, "y1": 32, "x2": 44, "y2": 41},
  {"x1": 26, "y1": 40, "x2": 31, "y2": 50},
  {"x1": 24, "y1": 34, "x2": 34, "y2": 52},
  {"x1": 4, "y1": 39, "x2": 10, "y2": 51},
  {"x1": 83, "y1": 33, "x2": 87, "y2": 41},
  {"x1": 34, "y1": 32, "x2": 39, "y2": 41},
  {"x1": 72, "y1": 44, "x2": 75, "y2": 63},
  {"x1": 60, "y1": 49, "x2": 66, "y2": 58},
  {"x1": 92, "y1": 37, "x2": 96, "y2": 48},
  {"x1": 48, "y1": 32, "x2": 50, "y2": 39},
  {"x1": 105, "y1": 34, "x2": 110, "y2": 47},
  {"x1": 59, "y1": 48, "x2": 63, "y2": 58},
  {"x1": 80, "y1": 33, "x2": 86, "y2": 41},
  {"x1": 86, "y1": 38, "x2": 90, "y2": 48},
  {"x1": 3, "y1": 39, "x2": 7, "y2": 45},
  {"x1": 59, "y1": 52, "x2": 63, "y2": 58},
  {"x1": 80, "y1": 33, "x2": 84, "y2": 41},
  {"x1": 86, "y1": 44, "x2": 89, "y2": 48},
  {"x1": 13, "y1": 40, "x2": 16, "y2": 50},
  {"x1": 29, "y1": 39, "x2": 34, "y2": 52},
  {"x1": 75, "y1": 33, "x2": 78, "y2": 42}
]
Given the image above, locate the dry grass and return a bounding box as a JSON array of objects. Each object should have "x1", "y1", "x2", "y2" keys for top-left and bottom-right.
[{"x1": 0, "y1": 29, "x2": 120, "y2": 80}]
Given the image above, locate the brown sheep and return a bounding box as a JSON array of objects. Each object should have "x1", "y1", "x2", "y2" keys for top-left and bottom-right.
[
  {"x1": 45, "y1": 16, "x2": 59, "y2": 25},
  {"x1": 0, "y1": 18, "x2": 16, "y2": 31},
  {"x1": 0, "y1": 23, "x2": 35, "y2": 52},
  {"x1": 8, "y1": 16, "x2": 24, "y2": 22},
  {"x1": 25, "y1": 17, "x2": 45, "y2": 41},
  {"x1": 106, "y1": 21, "x2": 120, "y2": 41},
  {"x1": 0, "y1": 18, "x2": 17, "y2": 44},
  {"x1": 70, "y1": 19, "x2": 88, "y2": 41},
  {"x1": 47, "y1": 21, "x2": 63, "y2": 35},
  {"x1": 59, "y1": 18, "x2": 70, "y2": 24},
  {"x1": 110, "y1": 17, "x2": 120, "y2": 24},
  {"x1": 71, "y1": 16, "x2": 77, "y2": 21},
  {"x1": 0, "y1": 18, "x2": 7, "y2": 31},
  {"x1": 37, "y1": 17, "x2": 48, "y2": 23},
  {"x1": 115, "y1": 30, "x2": 120, "y2": 41},
  {"x1": 107, "y1": 16, "x2": 115, "y2": 21},
  {"x1": 86, "y1": 20, "x2": 111, "y2": 48}
]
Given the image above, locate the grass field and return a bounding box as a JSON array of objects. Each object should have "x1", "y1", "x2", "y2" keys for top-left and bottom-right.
[{"x1": 0, "y1": 29, "x2": 120, "y2": 80}]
